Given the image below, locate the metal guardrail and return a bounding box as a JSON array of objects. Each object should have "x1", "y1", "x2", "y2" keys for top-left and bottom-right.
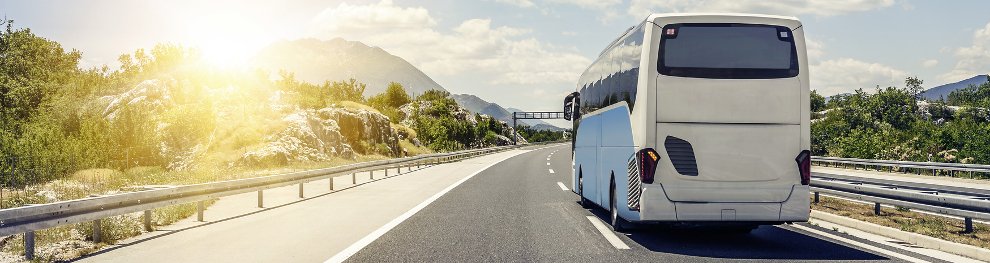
[
  {"x1": 810, "y1": 156, "x2": 990, "y2": 234},
  {"x1": 0, "y1": 142, "x2": 563, "y2": 259},
  {"x1": 812, "y1": 156, "x2": 990, "y2": 174}
]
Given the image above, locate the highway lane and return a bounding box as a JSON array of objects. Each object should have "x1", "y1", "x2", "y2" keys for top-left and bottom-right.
[
  {"x1": 73, "y1": 149, "x2": 535, "y2": 263},
  {"x1": 66, "y1": 143, "x2": 968, "y2": 263},
  {"x1": 344, "y1": 144, "x2": 954, "y2": 263}
]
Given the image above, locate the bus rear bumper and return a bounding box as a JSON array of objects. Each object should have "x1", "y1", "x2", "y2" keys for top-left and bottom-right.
[{"x1": 638, "y1": 184, "x2": 810, "y2": 223}]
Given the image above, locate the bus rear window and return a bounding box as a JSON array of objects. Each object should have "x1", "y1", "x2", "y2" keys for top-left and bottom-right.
[{"x1": 658, "y1": 23, "x2": 798, "y2": 79}]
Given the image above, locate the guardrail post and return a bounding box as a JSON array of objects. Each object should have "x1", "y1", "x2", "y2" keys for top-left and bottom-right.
[
  {"x1": 298, "y1": 183, "x2": 304, "y2": 198},
  {"x1": 813, "y1": 192, "x2": 820, "y2": 204},
  {"x1": 964, "y1": 218, "x2": 974, "y2": 233},
  {"x1": 352, "y1": 173, "x2": 357, "y2": 184},
  {"x1": 330, "y1": 177, "x2": 335, "y2": 191},
  {"x1": 258, "y1": 190, "x2": 264, "y2": 208},
  {"x1": 197, "y1": 201, "x2": 205, "y2": 222},
  {"x1": 874, "y1": 203, "x2": 881, "y2": 216},
  {"x1": 24, "y1": 231, "x2": 34, "y2": 260},
  {"x1": 92, "y1": 219, "x2": 102, "y2": 243},
  {"x1": 144, "y1": 210, "x2": 153, "y2": 232},
  {"x1": 384, "y1": 168, "x2": 388, "y2": 177}
]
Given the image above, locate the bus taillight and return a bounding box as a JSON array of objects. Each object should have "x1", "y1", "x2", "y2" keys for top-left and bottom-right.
[
  {"x1": 795, "y1": 150, "x2": 811, "y2": 185},
  {"x1": 638, "y1": 148, "x2": 661, "y2": 184}
]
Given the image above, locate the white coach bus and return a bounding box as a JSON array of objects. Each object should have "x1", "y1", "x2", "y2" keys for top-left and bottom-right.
[{"x1": 563, "y1": 13, "x2": 811, "y2": 232}]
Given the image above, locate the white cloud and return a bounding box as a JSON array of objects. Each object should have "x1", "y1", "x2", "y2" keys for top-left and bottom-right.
[
  {"x1": 549, "y1": 0, "x2": 622, "y2": 10},
  {"x1": 939, "y1": 22, "x2": 990, "y2": 83},
  {"x1": 628, "y1": 0, "x2": 896, "y2": 17},
  {"x1": 806, "y1": 38, "x2": 825, "y2": 64},
  {"x1": 308, "y1": 1, "x2": 590, "y2": 86},
  {"x1": 310, "y1": 0, "x2": 436, "y2": 34},
  {"x1": 922, "y1": 59, "x2": 939, "y2": 68},
  {"x1": 546, "y1": 0, "x2": 622, "y2": 23},
  {"x1": 802, "y1": 38, "x2": 907, "y2": 96},
  {"x1": 495, "y1": 0, "x2": 536, "y2": 8},
  {"x1": 812, "y1": 58, "x2": 908, "y2": 96}
]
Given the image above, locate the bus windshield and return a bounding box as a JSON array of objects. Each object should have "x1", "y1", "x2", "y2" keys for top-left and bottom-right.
[{"x1": 659, "y1": 23, "x2": 798, "y2": 79}]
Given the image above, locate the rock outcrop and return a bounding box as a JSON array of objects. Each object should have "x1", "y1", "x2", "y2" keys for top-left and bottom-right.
[{"x1": 238, "y1": 106, "x2": 400, "y2": 166}]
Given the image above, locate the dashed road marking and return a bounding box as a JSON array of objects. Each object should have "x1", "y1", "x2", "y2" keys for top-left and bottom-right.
[
  {"x1": 556, "y1": 182, "x2": 569, "y2": 191},
  {"x1": 549, "y1": 169, "x2": 555, "y2": 174}
]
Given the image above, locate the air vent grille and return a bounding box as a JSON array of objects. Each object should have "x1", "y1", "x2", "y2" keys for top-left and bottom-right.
[{"x1": 664, "y1": 136, "x2": 699, "y2": 176}]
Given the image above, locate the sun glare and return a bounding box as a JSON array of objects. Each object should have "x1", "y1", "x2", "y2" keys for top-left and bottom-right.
[
  {"x1": 195, "y1": 36, "x2": 260, "y2": 69},
  {"x1": 180, "y1": 11, "x2": 275, "y2": 70}
]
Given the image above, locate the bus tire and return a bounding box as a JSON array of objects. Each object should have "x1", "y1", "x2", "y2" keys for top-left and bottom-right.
[
  {"x1": 579, "y1": 172, "x2": 591, "y2": 208},
  {"x1": 610, "y1": 179, "x2": 629, "y2": 232}
]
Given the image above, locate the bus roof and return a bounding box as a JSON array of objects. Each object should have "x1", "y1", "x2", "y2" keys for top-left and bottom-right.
[{"x1": 646, "y1": 13, "x2": 799, "y2": 22}]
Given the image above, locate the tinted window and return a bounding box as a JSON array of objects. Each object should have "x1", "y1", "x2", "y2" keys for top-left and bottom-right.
[
  {"x1": 577, "y1": 22, "x2": 646, "y2": 115},
  {"x1": 658, "y1": 23, "x2": 798, "y2": 79}
]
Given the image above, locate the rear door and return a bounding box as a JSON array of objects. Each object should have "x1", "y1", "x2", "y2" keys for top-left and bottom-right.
[{"x1": 654, "y1": 22, "x2": 805, "y2": 203}]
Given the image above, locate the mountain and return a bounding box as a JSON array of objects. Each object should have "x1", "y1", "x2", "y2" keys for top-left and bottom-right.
[
  {"x1": 451, "y1": 93, "x2": 511, "y2": 121},
  {"x1": 253, "y1": 38, "x2": 446, "y2": 97},
  {"x1": 920, "y1": 75, "x2": 990, "y2": 101},
  {"x1": 449, "y1": 93, "x2": 564, "y2": 131}
]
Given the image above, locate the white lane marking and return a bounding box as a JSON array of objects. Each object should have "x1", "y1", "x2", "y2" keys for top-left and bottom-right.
[
  {"x1": 585, "y1": 216, "x2": 630, "y2": 250},
  {"x1": 325, "y1": 151, "x2": 528, "y2": 263},
  {"x1": 549, "y1": 169, "x2": 555, "y2": 174},
  {"x1": 790, "y1": 224, "x2": 929, "y2": 263},
  {"x1": 547, "y1": 162, "x2": 551, "y2": 166},
  {"x1": 556, "y1": 182, "x2": 569, "y2": 191}
]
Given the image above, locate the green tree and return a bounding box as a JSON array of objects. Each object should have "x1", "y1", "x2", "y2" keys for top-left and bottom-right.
[
  {"x1": 905, "y1": 76, "x2": 924, "y2": 101},
  {"x1": 327, "y1": 78, "x2": 366, "y2": 103},
  {"x1": 810, "y1": 90, "x2": 826, "y2": 112},
  {"x1": 368, "y1": 82, "x2": 412, "y2": 122}
]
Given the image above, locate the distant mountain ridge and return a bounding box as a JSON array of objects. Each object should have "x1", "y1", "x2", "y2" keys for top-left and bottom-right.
[
  {"x1": 252, "y1": 38, "x2": 446, "y2": 97},
  {"x1": 920, "y1": 75, "x2": 990, "y2": 101},
  {"x1": 451, "y1": 94, "x2": 564, "y2": 131}
]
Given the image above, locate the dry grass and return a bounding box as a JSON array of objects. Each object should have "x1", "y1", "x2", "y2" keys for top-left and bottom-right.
[
  {"x1": 812, "y1": 195, "x2": 990, "y2": 249},
  {"x1": 399, "y1": 139, "x2": 432, "y2": 157},
  {"x1": 335, "y1": 101, "x2": 380, "y2": 113}
]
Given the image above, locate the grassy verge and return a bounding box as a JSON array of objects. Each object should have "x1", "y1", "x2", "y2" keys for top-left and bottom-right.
[{"x1": 812, "y1": 195, "x2": 990, "y2": 249}]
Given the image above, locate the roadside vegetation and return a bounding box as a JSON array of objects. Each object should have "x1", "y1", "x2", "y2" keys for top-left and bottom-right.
[
  {"x1": 812, "y1": 195, "x2": 990, "y2": 249},
  {"x1": 812, "y1": 76, "x2": 990, "y2": 178},
  {"x1": 0, "y1": 20, "x2": 529, "y2": 261}
]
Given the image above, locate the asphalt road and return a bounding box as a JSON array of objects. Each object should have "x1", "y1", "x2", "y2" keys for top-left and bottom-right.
[
  {"x1": 344, "y1": 144, "x2": 954, "y2": 263},
  {"x1": 72, "y1": 143, "x2": 971, "y2": 263}
]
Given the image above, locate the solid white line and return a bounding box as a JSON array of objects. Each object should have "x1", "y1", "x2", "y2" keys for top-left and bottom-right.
[
  {"x1": 790, "y1": 224, "x2": 929, "y2": 263},
  {"x1": 549, "y1": 169, "x2": 555, "y2": 174},
  {"x1": 556, "y1": 182, "x2": 569, "y2": 191},
  {"x1": 585, "y1": 216, "x2": 630, "y2": 250},
  {"x1": 324, "y1": 150, "x2": 528, "y2": 263}
]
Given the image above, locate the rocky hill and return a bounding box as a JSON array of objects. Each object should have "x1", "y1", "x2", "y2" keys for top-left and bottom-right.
[{"x1": 253, "y1": 38, "x2": 446, "y2": 97}]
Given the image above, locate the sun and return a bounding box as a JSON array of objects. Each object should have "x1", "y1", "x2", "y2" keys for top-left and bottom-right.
[
  {"x1": 195, "y1": 36, "x2": 261, "y2": 69},
  {"x1": 180, "y1": 12, "x2": 275, "y2": 69}
]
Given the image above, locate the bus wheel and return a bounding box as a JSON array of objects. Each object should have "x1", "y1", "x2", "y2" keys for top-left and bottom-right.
[
  {"x1": 579, "y1": 173, "x2": 590, "y2": 208},
  {"x1": 610, "y1": 180, "x2": 629, "y2": 231}
]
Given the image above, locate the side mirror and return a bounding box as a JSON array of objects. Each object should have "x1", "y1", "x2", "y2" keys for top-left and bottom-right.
[{"x1": 563, "y1": 92, "x2": 578, "y2": 121}]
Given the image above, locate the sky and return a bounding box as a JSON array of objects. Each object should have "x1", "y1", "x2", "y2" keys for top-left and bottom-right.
[{"x1": 3, "y1": 0, "x2": 990, "y2": 127}]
